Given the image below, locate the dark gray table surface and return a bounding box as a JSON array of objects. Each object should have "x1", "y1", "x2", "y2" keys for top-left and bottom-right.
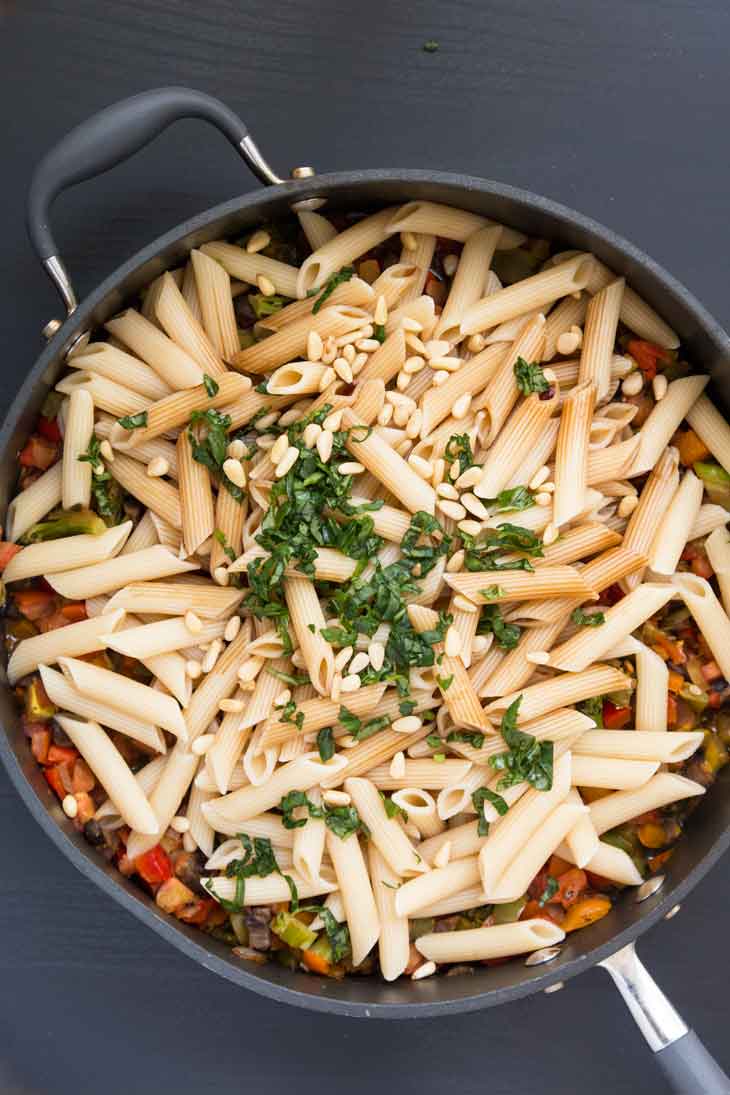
[{"x1": 2, "y1": 2, "x2": 730, "y2": 1092}]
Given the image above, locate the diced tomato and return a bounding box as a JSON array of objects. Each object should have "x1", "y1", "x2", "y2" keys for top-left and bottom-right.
[
  {"x1": 177, "y1": 898, "x2": 216, "y2": 926},
  {"x1": 135, "y1": 844, "x2": 173, "y2": 886},
  {"x1": 72, "y1": 759, "x2": 95, "y2": 793},
  {"x1": 627, "y1": 340, "x2": 671, "y2": 381},
  {"x1": 601, "y1": 583, "x2": 625, "y2": 606},
  {"x1": 37, "y1": 416, "x2": 62, "y2": 442},
  {"x1": 46, "y1": 744, "x2": 78, "y2": 765},
  {"x1": 302, "y1": 949, "x2": 332, "y2": 975},
  {"x1": 585, "y1": 871, "x2": 614, "y2": 892},
  {"x1": 0, "y1": 542, "x2": 22, "y2": 572},
  {"x1": 30, "y1": 727, "x2": 51, "y2": 763},
  {"x1": 520, "y1": 899, "x2": 562, "y2": 925},
  {"x1": 61, "y1": 602, "x2": 87, "y2": 623},
  {"x1": 43, "y1": 765, "x2": 66, "y2": 800},
  {"x1": 19, "y1": 436, "x2": 58, "y2": 470},
  {"x1": 690, "y1": 555, "x2": 714, "y2": 579},
  {"x1": 547, "y1": 853, "x2": 572, "y2": 878},
  {"x1": 554, "y1": 868, "x2": 588, "y2": 908},
  {"x1": 13, "y1": 589, "x2": 55, "y2": 621},
  {"x1": 602, "y1": 701, "x2": 632, "y2": 729},
  {"x1": 676, "y1": 428, "x2": 710, "y2": 467},
  {"x1": 37, "y1": 610, "x2": 72, "y2": 634}
]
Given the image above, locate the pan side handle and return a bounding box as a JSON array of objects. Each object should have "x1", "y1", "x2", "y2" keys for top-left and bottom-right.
[
  {"x1": 600, "y1": 941, "x2": 730, "y2": 1094},
  {"x1": 27, "y1": 86, "x2": 283, "y2": 316}
]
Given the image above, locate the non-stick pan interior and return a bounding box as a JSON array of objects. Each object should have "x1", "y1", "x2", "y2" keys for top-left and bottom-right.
[{"x1": 2, "y1": 171, "x2": 730, "y2": 1016}]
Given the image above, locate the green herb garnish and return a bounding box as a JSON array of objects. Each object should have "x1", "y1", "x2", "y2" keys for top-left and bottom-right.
[
  {"x1": 206, "y1": 834, "x2": 296, "y2": 911},
  {"x1": 571, "y1": 606, "x2": 606, "y2": 627},
  {"x1": 213, "y1": 528, "x2": 237, "y2": 562},
  {"x1": 514, "y1": 357, "x2": 549, "y2": 396},
  {"x1": 280, "y1": 790, "x2": 325, "y2": 830},
  {"x1": 489, "y1": 697, "x2": 554, "y2": 792},
  {"x1": 472, "y1": 787, "x2": 509, "y2": 836},
  {"x1": 538, "y1": 875, "x2": 559, "y2": 907},
  {"x1": 339, "y1": 705, "x2": 391, "y2": 742},
  {"x1": 324, "y1": 804, "x2": 368, "y2": 840},
  {"x1": 117, "y1": 411, "x2": 148, "y2": 430},
  {"x1": 311, "y1": 267, "x2": 355, "y2": 314},
  {"x1": 477, "y1": 604, "x2": 521, "y2": 651},
  {"x1": 437, "y1": 674, "x2": 454, "y2": 691},
  {"x1": 447, "y1": 729, "x2": 485, "y2": 749},
  {"x1": 317, "y1": 726, "x2": 335, "y2": 762},
  {"x1": 479, "y1": 585, "x2": 506, "y2": 600},
  {"x1": 373, "y1": 324, "x2": 386, "y2": 344},
  {"x1": 78, "y1": 434, "x2": 124, "y2": 526},
  {"x1": 203, "y1": 374, "x2": 220, "y2": 397},
  {"x1": 444, "y1": 433, "x2": 474, "y2": 477}
]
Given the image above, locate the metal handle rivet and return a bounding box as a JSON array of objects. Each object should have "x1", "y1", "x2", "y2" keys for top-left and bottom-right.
[
  {"x1": 635, "y1": 874, "x2": 665, "y2": 903},
  {"x1": 525, "y1": 945, "x2": 562, "y2": 967},
  {"x1": 664, "y1": 903, "x2": 681, "y2": 921},
  {"x1": 42, "y1": 318, "x2": 62, "y2": 340},
  {"x1": 544, "y1": 981, "x2": 564, "y2": 995}
]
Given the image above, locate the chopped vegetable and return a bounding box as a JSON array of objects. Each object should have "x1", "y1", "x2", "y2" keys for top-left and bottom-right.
[
  {"x1": 20, "y1": 508, "x2": 107, "y2": 543},
  {"x1": 19, "y1": 436, "x2": 58, "y2": 470},
  {"x1": 560, "y1": 894, "x2": 612, "y2": 932},
  {"x1": 272, "y1": 910, "x2": 317, "y2": 950}
]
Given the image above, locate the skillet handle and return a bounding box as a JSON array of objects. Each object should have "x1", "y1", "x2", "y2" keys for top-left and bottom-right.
[
  {"x1": 600, "y1": 941, "x2": 730, "y2": 1093},
  {"x1": 27, "y1": 86, "x2": 282, "y2": 315}
]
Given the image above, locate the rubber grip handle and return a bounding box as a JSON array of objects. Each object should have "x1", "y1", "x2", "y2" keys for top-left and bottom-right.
[{"x1": 655, "y1": 1030, "x2": 730, "y2": 1094}]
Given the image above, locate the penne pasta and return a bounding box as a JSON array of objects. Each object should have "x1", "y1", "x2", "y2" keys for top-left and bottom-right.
[
  {"x1": 686, "y1": 393, "x2": 730, "y2": 476},
  {"x1": 58, "y1": 656, "x2": 188, "y2": 739},
  {"x1": 588, "y1": 772, "x2": 706, "y2": 835},
  {"x1": 706, "y1": 526, "x2": 730, "y2": 615},
  {"x1": 552, "y1": 380, "x2": 595, "y2": 527},
  {"x1": 570, "y1": 755, "x2": 659, "y2": 790},
  {"x1": 486, "y1": 664, "x2": 633, "y2": 724},
  {"x1": 415, "y1": 919, "x2": 565, "y2": 964},
  {"x1": 106, "y1": 309, "x2": 204, "y2": 390},
  {"x1": 62, "y1": 388, "x2": 94, "y2": 509},
  {"x1": 474, "y1": 388, "x2": 559, "y2": 499},
  {"x1": 39, "y1": 666, "x2": 165, "y2": 753},
  {"x1": 368, "y1": 844, "x2": 410, "y2": 982},
  {"x1": 4, "y1": 521, "x2": 131, "y2": 584},
  {"x1": 71, "y1": 343, "x2": 173, "y2": 401},
  {"x1": 284, "y1": 576, "x2": 334, "y2": 695},
  {"x1": 444, "y1": 566, "x2": 594, "y2": 604},
  {"x1": 386, "y1": 201, "x2": 525, "y2": 249},
  {"x1": 45, "y1": 546, "x2": 197, "y2": 600},
  {"x1": 200, "y1": 240, "x2": 299, "y2": 298},
  {"x1": 435, "y1": 226, "x2": 502, "y2": 342},
  {"x1": 155, "y1": 272, "x2": 226, "y2": 377},
  {"x1": 673, "y1": 572, "x2": 730, "y2": 681},
  {"x1": 325, "y1": 828, "x2": 380, "y2": 966},
  {"x1": 7, "y1": 608, "x2": 126, "y2": 684},
  {"x1": 630, "y1": 375, "x2": 709, "y2": 475},
  {"x1": 574, "y1": 730, "x2": 704, "y2": 764},
  {"x1": 346, "y1": 777, "x2": 426, "y2": 876},
  {"x1": 340, "y1": 407, "x2": 436, "y2": 514},
  {"x1": 190, "y1": 249, "x2": 239, "y2": 362},
  {"x1": 109, "y1": 453, "x2": 182, "y2": 529},
  {"x1": 461, "y1": 255, "x2": 595, "y2": 335},
  {"x1": 6, "y1": 461, "x2": 63, "y2": 542},
  {"x1": 577, "y1": 278, "x2": 624, "y2": 402},
  {"x1": 177, "y1": 429, "x2": 215, "y2": 556},
  {"x1": 649, "y1": 470, "x2": 703, "y2": 576}
]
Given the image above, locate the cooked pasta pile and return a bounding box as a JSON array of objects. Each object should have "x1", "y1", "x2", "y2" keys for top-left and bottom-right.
[{"x1": 5, "y1": 201, "x2": 730, "y2": 980}]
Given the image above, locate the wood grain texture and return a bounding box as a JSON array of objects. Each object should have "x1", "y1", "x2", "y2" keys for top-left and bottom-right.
[{"x1": 2, "y1": 1, "x2": 730, "y2": 1091}]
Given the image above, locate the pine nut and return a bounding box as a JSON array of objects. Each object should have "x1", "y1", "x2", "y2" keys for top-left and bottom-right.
[
  {"x1": 349, "y1": 651, "x2": 370, "y2": 675},
  {"x1": 618, "y1": 494, "x2": 639, "y2": 518},
  {"x1": 446, "y1": 549, "x2": 465, "y2": 572},
  {"x1": 408, "y1": 453, "x2": 433, "y2": 479},
  {"x1": 653, "y1": 374, "x2": 668, "y2": 400},
  {"x1": 455, "y1": 465, "x2": 482, "y2": 489},
  {"x1": 302, "y1": 422, "x2": 323, "y2": 448},
  {"x1": 223, "y1": 458, "x2": 246, "y2": 488},
  {"x1": 338, "y1": 462, "x2": 364, "y2": 475},
  {"x1": 622, "y1": 371, "x2": 644, "y2": 396},
  {"x1": 442, "y1": 254, "x2": 459, "y2": 277},
  {"x1": 274, "y1": 689, "x2": 291, "y2": 707},
  {"x1": 246, "y1": 229, "x2": 271, "y2": 254},
  {"x1": 256, "y1": 411, "x2": 280, "y2": 430},
  {"x1": 535, "y1": 491, "x2": 552, "y2": 506},
  {"x1": 392, "y1": 715, "x2": 423, "y2": 733},
  {"x1": 270, "y1": 433, "x2": 289, "y2": 465},
  {"x1": 202, "y1": 640, "x2": 222, "y2": 673},
  {"x1": 340, "y1": 674, "x2": 361, "y2": 693},
  {"x1": 323, "y1": 789, "x2": 351, "y2": 807},
  {"x1": 368, "y1": 641, "x2": 385, "y2": 671},
  {"x1": 471, "y1": 635, "x2": 490, "y2": 655},
  {"x1": 213, "y1": 566, "x2": 229, "y2": 586},
  {"x1": 393, "y1": 404, "x2": 411, "y2": 427},
  {"x1": 556, "y1": 328, "x2": 582, "y2": 356},
  {"x1": 412, "y1": 961, "x2": 437, "y2": 980},
  {"x1": 256, "y1": 274, "x2": 276, "y2": 297},
  {"x1": 386, "y1": 392, "x2": 416, "y2": 409},
  {"x1": 275, "y1": 446, "x2": 299, "y2": 478},
  {"x1": 316, "y1": 429, "x2": 334, "y2": 464},
  {"x1": 529, "y1": 465, "x2": 550, "y2": 490},
  {"x1": 224, "y1": 616, "x2": 241, "y2": 642},
  {"x1": 147, "y1": 456, "x2": 169, "y2": 478},
  {"x1": 186, "y1": 659, "x2": 202, "y2": 679},
  {"x1": 430, "y1": 356, "x2": 462, "y2": 372},
  {"x1": 389, "y1": 751, "x2": 406, "y2": 779},
  {"x1": 170, "y1": 815, "x2": 190, "y2": 833},
  {"x1": 437, "y1": 482, "x2": 459, "y2": 500},
  {"x1": 401, "y1": 317, "x2": 423, "y2": 333},
  {"x1": 405, "y1": 410, "x2": 423, "y2": 439},
  {"x1": 356, "y1": 338, "x2": 381, "y2": 353},
  {"x1": 334, "y1": 358, "x2": 353, "y2": 383},
  {"x1": 457, "y1": 519, "x2": 482, "y2": 537},
  {"x1": 396, "y1": 371, "x2": 411, "y2": 391},
  {"x1": 400, "y1": 231, "x2": 418, "y2": 251},
  {"x1": 453, "y1": 594, "x2": 478, "y2": 613},
  {"x1": 62, "y1": 794, "x2": 78, "y2": 819},
  {"x1": 431, "y1": 458, "x2": 446, "y2": 485},
  {"x1": 444, "y1": 626, "x2": 462, "y2": 657},
  {"x1": 352, "y1": 351, "x2": 369, "y2": 374},
  {"x1": 425, "y1": 339, "x2": 451, "y2": 360},
  {"x1": 99, "y1": 439, "x2": 115, "y2": 462},
  {"x1": 526, "y1": 650, "x2": 551, "y2": 665},
  {"x1": 322, "y1": 410, "x2": 342, "y2": 432},
  {"x1": 467, "y1": 333, "x2": 486, "y2": 353},
  {"x1": 377, "y1": 403, "x2": 394, "y2": 426},
  {"x1": 438, "y1": 499, "x2": 467, "y2": 521},
  {"x1": 405, "y1": 333, "x2": 427, "y2": 355},
  {"x1": 226, "y1": 439, "x2": 244, "y2": 461},
  {"x1": 342, "y1": 343, "x2": 356, "y2": 364},
  {"x1": 543, "y1": 523, "x2": 559, "y2": 546},
  {"x1": 318, "y1": 366, "x2": 336, "y2": 391},
  {"x1": 330, "y1": 673, "x2": 342, "y2": 703},
  {"x1": 374, "y1": 295, "x2": 388, "y2": 325},
  {"x1": 185, "y1": 611, "x2": 203, "y2": 634},
  {"x1": 334, "y1": 646, "x2": 354, "y2": 672},
  {"x1": 237, "y1": 657, "x2": 263, "y2": 683},
  {"x1": 460, "y1": 493, "x2": 489, "y2": 519},
  {"x1": 452, "y1": 393, "x2": 472, "y2": 419},
  {"x1": 404, "y1": 355, "x2": 426, "y2": 374},
  {"x1": 219, "y1": 697, "x2": 245, "y2": 713},
  {"x1": 432, "y1": 370, "x2": 449, "y2": 387}
]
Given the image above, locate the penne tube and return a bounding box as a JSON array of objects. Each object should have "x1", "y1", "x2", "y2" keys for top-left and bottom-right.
[
  {"x1": 372, "y1": 262, "x2": 420, "y2": 308},
  {"x1": 205, "y1": 869, "x2": 336, "y2": 906},
  {"x1": 395, "y1": 856, "x2": 482, "y2": 918},
  {"x1": 186, "y1": 779, "x2": 215, "y2": 858},
  {"x1": 478, "y1": 753, "x2": 572, "y2": 894},
  {"x1": 461, "y1": 255, "x2": 595, "y2": 335},
  {"x1": 190, "y1": 249, "x2": 239, "y2": 361},
  {"x1": 474, "y1": 314, "x2": 546, "y2": 441},
  {"x1": 325, "y1": 829, "x2": 380, "y2": 966},
  {"x1": 556, "y1": 837, "x2": 644, "y2": 886},
  {"x1": 390, "y1": 788, "x2": 444, "y2": 838},
  {"x1": 177, "y1": 430, "x2": 215, "y2": 556},
  {"x1": 407, "y1": 604, "x2": 492, "y2": 731},
  {"x1": 621, "y1": 447, "x2": 679, "y2": 589},
  {"x1": 59, "y1": 656, "x2": 187, "y2": 739},
  {"x1": 414, "y1": 884, "x2": 493, "y2": 918},
  {"x1": 205, "y1": 753, "x2": 348, "y2": 824},
  {"x1": 154, "y1": 272, "x2": 225, "y2": 377},
  {"x1": 55, "y1": 371, "x2": 147, "y2": 419},
  {"x1": 487, "y1": 801, "x2": 586, "y2": 900},
  {"x1": 291, "y1": 788, "x2": 326, "y2": 884},
  {"x1": 95, "y1": 414, "x2": 179, "y2": 479},
  {"x1": 109, "y1": 453, "x2": 182, "y2": 528},
  {"x1": 284, "y1": 576, "x2": 334, "y2": 695},
  {"x1": 419, "y1": 344, "x2": 506, "y2": 438},
  {"x1": 484, "y1": 309, "x2": 541, "y2": 346},
  {"x1": 55, "y1": 716, "x2": 159, "y2": 834},
  {"x1": 673, "y1": 572, "x2": 730, "y2": 681},
  {"x1": 571, "y1": 755, "x2": 659, "y2": 790},
  {"x1": 486, "y1": 664, "x2": 633, "y2": 723},
  {"x1": 62, "y1": 388, "x2": 94, "y2": 509},
  {"x1": 346, "y1": 777, "x2": 426, "y2": 876},
  {"x1": 387, "y1": 201, "x2": 524, "y2": 249},
  {"x1": 589, "y1": 772, "x2": 706, "y2": 835},
  {"x1": 575, "y1": 730, "x2": 704, "y2": 763},
  {"x1": 435, "y1": 226, "x2": 502, "y2": 342},
  {"x1": 231, "y1": 304, "x2": 369, "y2": 375},
  {"x1": 102, "y1": 616, "x2": 225, "y2": 659},
  {"x1": 577, "y1": 278, "x2": 624, "y2": 402},
  {"x1": 649, "y1": 471, "x2": 704, "y2": 576},
  {"x1": 206, "y1": 697, "x2": 252, "y2": 795},
  {"x1": 320, "y1": 725, "x2": 431, "y2": 788},
  {"x1": 584, "y1": 260, "x2": 679, "y2": 348},
  {"x1": 630, "y1": 375, "x2": 709, "y2": 475},
  {"x1": 445, "y1": 566, "x2": 593, "y2": 604},
  {"x1": 258, "y1": 278, "x2": 373, "y2": 334},
  {"x1": 552, "y1": 380, "x2": 596, "y2": 527},
  {"x1": 39, "y1": 665, "x2": 165, "y2": 753},
  {"x1": 200, "y1": 240, "x2": 299, "y2": 297},
  {"x1": 356, "y1": 327, "x2": 406, "y2": 387},
  {"x1": 365, "y1": 760, "x2": 473, "y2": 790},
  {"x1": 6, "y1": 461, "x2": 63, "y2": 543},
  {"x1": 4, "y1": 521, "x2": 131, "y2": 584},
  {"x1": 126, "y1": 742, "x2": 202, "y2": 859},
  {"x1": 546, "y1": 583, "x2": 675, "y2": 672},
  {"x1": 543, "y1": 292, "x2": 589, "y2": 360},
  {"x1": 210, "y1": 485, "x2": 245, "y2": 576},
  {"x1": 386, "y1": 294, "x2": 436, "y2": 337},
  {"x1": 562, "y1": 788, "x2": 599, "y2": 868},
  {"x1": 256, "y1": 683, "x2": 387, "y2": 752},
  {"x1": 7, "y1": 608, "x2": 125, "y2": 684},
  {"x1": 265, "y1": 361, "x2": 330, "y2": 396},
  {"x1": 297, "y1": 208, "x2": 395, "y2": 295},
  {"x1": 446, "y1": 709, "x2": 594, "y2": 766},
  {"x1": 415, "y1": 918, "x2": 565, "y2": 964},
  {"x1": 586, "y1": 436, "x2": 641, "y2": 485},
  {"x1": 689, "y1": 504, "x2": 729, "y2": 541},
  {"x1": 203, "y1": 809, "x2": 294, "y2": 848},
  {"x1": 634, "y1": 640, "x2": 669, "y2": 732},
  {"x1": 105, "y1": 579, "x2": 243, "y2": 619},
  {"x1": 398, "y1": 233, "x2": 436, "y2": 302},
  {"x1": 340, "y1": 407, "x2": 436, "y2": 514},
  {"x1": 106, "y1": 309, "x2": 204, "y2": 389},
  {"x1": 502, "y1": 418, "x2": 561, "y2": 490},
  {"x1": 474, "y1": 388, "x2": 559, "y2": 499},
  {"x1": 686, "y1": 393, "x2": 730, "y2": 475},
  {"x1": 110, "y1": 373, "x2": 251, "y2": 450},
  {"x1": 95, "y1": 753, "x2": 167, "y2": 829},
  {"x1": 46, "y1": 545, "x2": 197, "y2": 600},
  {"x1": 477, "y1": 620, "x2": 565, "y2": 698},
  {"x1": 231, "y1": 545, "x2": 357, "y2": 584},
  {"x1": 368, "y1": 844, "x2": 410, "y2": 982},
  {"x1": 71, "y1": 343, "x2": 173, "y2": 400},
  {"x1": 298, "y1": 209, "x2": 338, "y2": 250},
  {"x1": 706, "y1": 526, "x2": 730, "y2": 615}
]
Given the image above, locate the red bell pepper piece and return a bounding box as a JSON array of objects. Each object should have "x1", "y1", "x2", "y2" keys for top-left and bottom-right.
[
  {"x1": 13, "y1": 589, "x2": 56, "y2": 620},
  {"x1": 46, "y1": 744, "x2": 78, "y2": 765},
  {"x1": 602, "y1": 700, "x2": 632, "y2": 729},
  {"x1": 61, "y1": 602, "x2": 88, "y2": 623},
  {"x1": 0, "y1": 542, "x2": 22, "y2": 571},
  {"x1": 19, "y1": 436, "x2": 58, "y2": 470},
  {"x1": 37, "y1": 416, "x2": 62, "y2": 442},
  {"x1": 43, "y1": 766, "x2": 66, "y2": 800},
  {"x1": 627, "y1": 339, "x2": 671, "y2": 381},
  {"x1": 135, "y1": 845, "x2": 173, "y2": 886}
]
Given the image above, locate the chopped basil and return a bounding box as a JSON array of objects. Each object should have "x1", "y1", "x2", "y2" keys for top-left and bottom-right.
[
  {"x1": 316, "y1": 726, "x2": 335, "y2": 762},
  {"x1": 380, "y1": 792, "x2": 408, "y2": 821},
  {"x1": 489, "y1": 486, "x2": 535, "y2": 513},
  {"x1": 444, "y1": 433, "x2": 474, "y2": 477},
  {"x1": 205, "y1": 834, "x2": 295, "y2": 911},
  {"x1": 426, "y1": 733, "x2": 442, "y2": 749},
  {"x1": 213, "y1": 528, "x2": 237, "y2": 562},
  {"x1": 472, "y1": 787, "x2": 509, "y2": 836},
  {"x1": 489, "y1": 696, "x2": 554, "y2": 792},
  {"x1": 311, "y1": 266, "x2": 355, "y2": 314},
  {"x1": 117, "y1": 411, "x2": 148, "y2": 430},
  {"x1": 324, "y1": 804, "x2": 368, "y2": 840},
  {"x1": 514, "y1": 356, "x2": 549, "y2": 396},
  {"x1": 339, "y1": 705, "x2": 391, "y2": 742},
  {"x1": 399, "y1": 700, "x2": 417, "y2": 717},
  {"x1": 373, "y1": 323, "x2": 386, "y2": 344},
  {"x1": 538, "y1": 875, "x2": 559, "y2": 907},
  {"x1": 203, "y1": 373, "x2": 220, "y2": 397},
  {"x1": 477, "y1": 604, "x2": 521, "y2": 651},
  {"x1": 571, "y1": 606, "x2": 606, "y2": 627},
  {"x1": 279, "y1": 791, "x2": 325, "y2": 830},
  {"x1": 78, "y1": 434, "x2": 124, "y2": 526},
  {"x1": 447, "y1": 729, "x2": 485, "y2": 749},
  {"x1": 479, "y1": 585, "x2": 506, "y2": 600},
  {"x1": 437, "y1": 674, "x2": 454, "y2": 691}
]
